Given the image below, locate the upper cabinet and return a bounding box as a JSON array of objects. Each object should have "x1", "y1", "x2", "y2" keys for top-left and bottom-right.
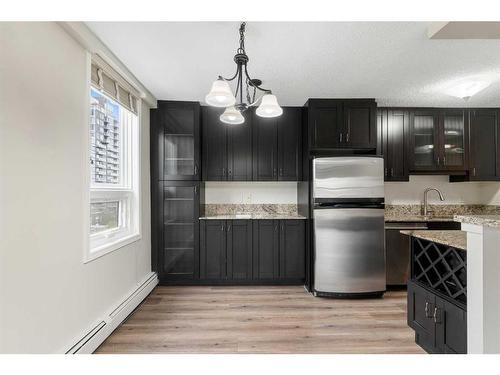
[
  {"x1": 409, "y1": 109, "x2": 467, "y2": 173},
  {"x1": 202, "y1": 107, "x2": 252, "y2": 181},
  {"x1": 253, "y1": 107, "x2": 302, "y2": 181},
  {"x1": 468, "y1": 109, "x2": 500, "y2": 181},
  {"x1": 307, "y1": 99, "x2": 377, "y2": 151},
  {"x1": 378, "y1": 108, "x2": 410, "y2": 181},
  {"x1": 202, "y1": 106, "x2": 302, "y2": 181},
  {"x1": 152, "y1": 101, "x2": 201, "y2": 181}
]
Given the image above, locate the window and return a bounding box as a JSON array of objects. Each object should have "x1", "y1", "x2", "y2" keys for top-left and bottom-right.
[{"x1": 87, "y1": 83, "x2": 140, "y2": 261}]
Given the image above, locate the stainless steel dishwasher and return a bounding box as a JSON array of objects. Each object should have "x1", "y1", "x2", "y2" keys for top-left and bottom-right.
[{"x1": 385, "y1": 222, "x2": 428, "y2": 287}]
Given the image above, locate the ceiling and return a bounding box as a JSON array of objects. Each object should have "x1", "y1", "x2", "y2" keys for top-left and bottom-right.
[{"x1": 86, "y1": 22, "x2": 500, "y2": 107}]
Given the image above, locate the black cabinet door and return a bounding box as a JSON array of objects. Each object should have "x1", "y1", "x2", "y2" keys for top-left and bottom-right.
[
  {"x1": 469, "y1": 109, "x2": 499, "y2": 181},
  {"x1": 253, "y1": 115, "x2": 278, "y2": 181},
  {"x1": 226, "y1": 220, "x2": 253, "y2": 280},
  {"x1": 408, "y1": 281, "x2": 436, "y2": 353},
  {"x1": 277, "y1": 107, "x2": 302, "y2": 181},
  {"x1": 200, "y1": 220, "x2": 226, "y2": 279},
  {"x1": 279, "y1": 220, "x2": 305, "y2": 279},
  {"x1": 343, "y1": 100, "x2": 377, "y2": 149},
  {"x1": 308, "y1": 99, "x2": 343, "y2": 150},
  {"x1": 386, "y1": 109, "x2": 410, "y2": 181},
  {"x1": 440, "y1": 109, "x2": 467, "y2": 171},
  {"x1": 409, "y1": 109, "x2": 440, "y2": 171},
  {"x1": 202, "y1": 107, "x2": 227, "y2": 181},
  {"x1": 160, "y1": 181, "x2": 200, "y2": 282},
  {"x1": 435, "y1": 296, "x2": 467, "y2": 354},
  {"x1": 252, "y1": 220, "x2": 279, "y2": 279},
  {"x1": 155, "y1": 101, "x2": 200, "y2": 181},
  {"x1": 227, "y1": 111, "x2": 252, "y2": 181}
]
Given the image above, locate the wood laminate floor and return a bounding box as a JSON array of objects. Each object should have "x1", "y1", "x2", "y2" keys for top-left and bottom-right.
[{"x1": 96, "y1": 286, "x2": 424, "y2": 354}]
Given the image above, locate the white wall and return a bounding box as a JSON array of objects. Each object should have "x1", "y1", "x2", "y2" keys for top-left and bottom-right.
[
  {"x1": 385, "y1": 175, "x2": 500, "y2": 205},
  {"x1": 0, "y1": 22, "x2": 152, "y2": 353},
  {"x1": 204, "y1": 182, "x2": 298, "y2": 204}
]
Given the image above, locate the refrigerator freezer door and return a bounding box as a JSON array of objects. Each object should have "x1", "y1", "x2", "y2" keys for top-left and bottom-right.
[
  {"x1": 313, "y1": 207, "x2": 386, "y2": 294},
  {"x1": 313, "y1": 157, "x2": 384, "y2": 199}
]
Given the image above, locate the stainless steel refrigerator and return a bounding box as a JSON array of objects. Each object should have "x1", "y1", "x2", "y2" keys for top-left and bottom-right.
[{"x1": 312, "y1": 156, "x2": 386, "y2": 298}]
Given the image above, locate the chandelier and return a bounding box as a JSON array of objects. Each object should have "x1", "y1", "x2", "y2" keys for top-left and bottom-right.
[{"x1": 205, "y1": 22, "x2": 283, "y2": 125}]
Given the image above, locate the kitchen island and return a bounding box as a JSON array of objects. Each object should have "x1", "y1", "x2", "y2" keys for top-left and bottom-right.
[
  {"x1": 454, "y1": 215, "x2": 500, "y2": 354},
  {"x1": 402, "y1": 229, "x2": 467, "y2": 354}
]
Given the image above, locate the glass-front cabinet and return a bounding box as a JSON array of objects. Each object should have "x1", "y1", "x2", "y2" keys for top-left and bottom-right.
[
  {"x1": 409, "y1": 109, "x2": 466, "y2": 172},
  {"x1": 442, "y1": 109, "x2": 466, "y2": 170},
  {"x1": 154, "y1": 101, "x2": 200, "y2": 181},
  {"x1": 160, "y1": 181, "x2": 200, "y2": 281}
]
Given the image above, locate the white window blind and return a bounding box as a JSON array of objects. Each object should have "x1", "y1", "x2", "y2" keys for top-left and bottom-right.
[{"x1": 90, "y1": 55, "x2": 139, "y2": 115}]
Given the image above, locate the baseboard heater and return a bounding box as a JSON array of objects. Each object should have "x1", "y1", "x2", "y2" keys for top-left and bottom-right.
[
  {"x1": 64, "y1": 272, "x2": 158, "y2": 354},
  {"x1": 66, "y1": 321, "x2": 107, "y2": 354}
]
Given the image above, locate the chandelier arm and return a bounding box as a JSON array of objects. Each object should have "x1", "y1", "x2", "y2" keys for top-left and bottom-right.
[
  {"x1": 246, "y1": 90, "x2": 270, "y2": 107},
  {"x1": 243, "y1": 65, "x2": 272, "y2": 93},
  {"x1": 219, "y1": 66, "x2": 239, "y2": 82},
  {"x1": 234, "y1": 67, "x2": 241, "y2": 104}
]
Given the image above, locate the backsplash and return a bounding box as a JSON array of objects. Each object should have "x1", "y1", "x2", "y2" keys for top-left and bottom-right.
[
  {"x1": 204, "y1": 182, "x2": 298, "y2": 204},
  {"x1": 385, "y1": 175, "x2": 486, "y2": 205}
]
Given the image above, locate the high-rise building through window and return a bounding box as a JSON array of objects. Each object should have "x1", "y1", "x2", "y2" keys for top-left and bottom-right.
[{"x1": 90, "y1": 89, "x2": 121, "y2": 185}]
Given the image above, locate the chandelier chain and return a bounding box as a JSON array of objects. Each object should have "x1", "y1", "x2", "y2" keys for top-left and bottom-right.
[{"x1": 238, "y1": 22, "x2": 246, "y2": 54}]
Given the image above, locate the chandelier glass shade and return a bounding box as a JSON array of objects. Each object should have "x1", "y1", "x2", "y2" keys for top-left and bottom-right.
[
  {"x1": 220, "y1": 106, "x2": 245, "y2": 125},
  {"x1": 205, "y1": 22, "x2": 282, "y2": 124}
]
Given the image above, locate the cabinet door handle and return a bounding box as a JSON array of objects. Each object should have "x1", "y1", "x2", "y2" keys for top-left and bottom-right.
[
  {"x1": 437, "y1": 157, "x2": 440, "y2": 165},
  {"x1": 273, "y1": 168, "x2": 277, "y2": 177},
  {"x1": 443, "y1": 156, "x2": 446, "y2": 165},
  {"x1": 227, "y1": 223, "x2": 231, "y2": 231},
  {"x1": 279, "y1": 168, "x2": 283, "y2": 177},
  {"x1": 391, "y1": 168, "x2": 394, "y2": 176},
  {"x1": 433, "y1": 307, "x2": 441, "y2": 324},
  {"x1": 194, "y1": 164, "x2": 198, "y2": 175},
  {"x1": 385, "y1": 168, "x2": 388, "y2": 177},
  {"x1": 346, "y1": 132, "x2": 350, "y2": 142},
  {"x1": 221, "y1": 224, "x2": 224, "y2": 231},
  {"x1": 194, "y1": 186, "x2": 198, "y2": 195},
  {"x1": 425, "y1": 302, "x2": 430, "y2": 318},
  {"x1": 222, "y1": 167, "x2": 226, "y2": 177},
  {"x1": 473, "y1": 167, "x2": 476, "y2": 176},
  {"x1": 339, "y1": 133, "x2": 343, "y2": 143}
]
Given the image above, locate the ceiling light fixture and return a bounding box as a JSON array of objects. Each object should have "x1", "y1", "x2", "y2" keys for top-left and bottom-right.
[{"x1": 205, "y1": 22, "x2": 282, "y2": 124}]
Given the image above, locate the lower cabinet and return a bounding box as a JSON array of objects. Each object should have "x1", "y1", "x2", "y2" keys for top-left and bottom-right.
[
  {"x1": 199, "y1": 219, "x2": 305, "y2": 283},
  {"x1": 408, "y1": 280, "x2": 467, "y2": 354}
]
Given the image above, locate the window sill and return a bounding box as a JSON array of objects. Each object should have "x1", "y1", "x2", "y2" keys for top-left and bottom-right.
[{"x1": 85, "y1": 233, "x2": 142, "y2": 263}]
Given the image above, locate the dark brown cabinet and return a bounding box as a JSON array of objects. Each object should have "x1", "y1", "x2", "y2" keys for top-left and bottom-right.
[
  {"x1": 408, "y1": 281, "x2": 467, "y2": 354},
  {"x1": 378, "y1": 108, "x2": 410, "y2": 181},
  {"x1": 152, "y1": 101, "x2": 200, "y2": 181},
  {"x1": 200, "y1": 219, "x2": 253, "y2": 281},
  {"x1": 227, "y1": 220, "x2": 253, "y2": 280},
  {"x1": 468, "y1": 109, "x2": 500, "y2": 181},
  {"x1": 252, "y1": 220, "x2": 280, "y2": 279},
  {"x1": 252, "y1": 107, "x2": 302, "y2": 181},
  {"x1": 252, "y1": 219, "x2": 305, "y2": 281},
  {"x1": 279, "y1": 220, "x2": 306, "y2": 279},
  {"x1": 202, "y1": 107, "x2": 252, "y2": 181},
  {"x1": 307, "y1": 99, "x2": 377, "y2": 151},
  {"x1": 158, "y1": 181, "x2": 200, "y2": 282},
  {"x1": 409, "y1": 109, "x2": 467, "y2": 173},
  {"x1": 200, "y1": 219, "x2": 305, "y2": 283}
]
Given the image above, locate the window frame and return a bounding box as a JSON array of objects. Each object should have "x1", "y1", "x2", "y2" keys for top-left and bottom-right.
[{"x1": 84, "y1": 56, "x2": 142, "y2": 263}]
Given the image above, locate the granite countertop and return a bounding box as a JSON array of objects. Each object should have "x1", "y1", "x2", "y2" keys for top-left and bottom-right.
[
  {"x1": 454, "y1": 215, "x2": 500, "y2": 228},
  {"x1": 200, "y1": 214, "x2": 307, "y2": 220},
  {"x1": 385, "y1": 214, "x2": 455, "y2": 222},
  {"x1": 400, "y1": 230, "x2": 467, "y2": 250}
]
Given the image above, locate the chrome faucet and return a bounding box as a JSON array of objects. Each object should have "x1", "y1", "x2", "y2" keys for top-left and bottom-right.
[{"x1": 423, "y1": 188, "x2": 445, "y2": 217}]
